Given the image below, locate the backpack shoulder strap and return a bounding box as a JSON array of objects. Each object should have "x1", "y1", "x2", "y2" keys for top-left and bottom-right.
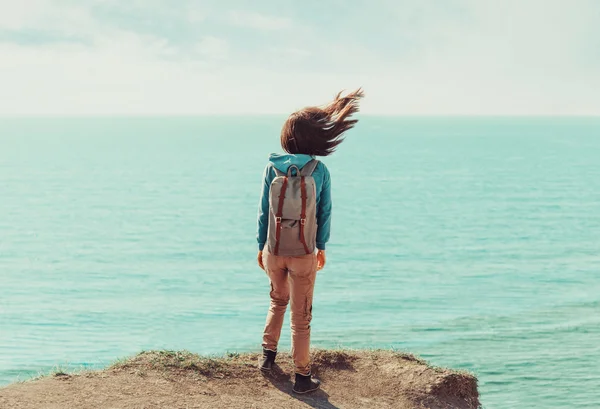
[
  {"x1": 273, "y1": 176, "x2": 288, "y2": 256},
  {"x1": 300, "y1": 159, "x2": 319, "y2": 176}
]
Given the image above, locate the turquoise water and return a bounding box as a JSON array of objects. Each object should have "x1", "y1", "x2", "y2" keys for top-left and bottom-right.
[{"x1": 1, "y1": 117, "x2": 599, "y2": 408}]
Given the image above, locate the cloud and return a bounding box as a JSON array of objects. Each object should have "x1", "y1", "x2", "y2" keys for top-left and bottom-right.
[
  {"x1": 194, "y1": 36, "x2": 229, "y2": 60},
  {"x1": 0, "y1": 0, "x2": 598, "y2": 115},
  {"x1": 0, "y1": 0, "x2": 50, "y2": 29},
  {"x1": 228, "y1": 10, "x2": 292, "y2": 31},
  {"x1": 0, "y1": 28, "x2": 90, "y2": 46}
]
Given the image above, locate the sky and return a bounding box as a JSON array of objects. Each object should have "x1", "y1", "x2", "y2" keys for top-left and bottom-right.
[{"x1": 0, "y1": 0, "x2": 599, "y2": 116}]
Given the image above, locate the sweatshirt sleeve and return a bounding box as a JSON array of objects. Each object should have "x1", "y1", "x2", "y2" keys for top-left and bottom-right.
[
  {"x1": 257, "y1": 165, "x2": 272, "y2": 251},
  {"x1": 316, "y1": 165, "x2": 332, "y2": 250}
]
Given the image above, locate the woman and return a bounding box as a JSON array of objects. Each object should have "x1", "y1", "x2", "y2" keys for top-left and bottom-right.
[{"x1": 256, "y1": 89, "x2": 364, "y2": 394}]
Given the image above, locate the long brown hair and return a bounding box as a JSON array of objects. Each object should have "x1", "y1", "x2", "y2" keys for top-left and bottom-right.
[{"x1": 281, "y1": 88, "x2": 364, "y2": 157}]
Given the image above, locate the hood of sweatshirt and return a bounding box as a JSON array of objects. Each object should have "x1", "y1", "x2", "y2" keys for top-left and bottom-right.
[{"x1": 268, "y1": 153, "x2": 315, "y2": 174}]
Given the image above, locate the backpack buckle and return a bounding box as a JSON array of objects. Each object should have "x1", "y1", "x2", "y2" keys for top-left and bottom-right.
[
  {"x1": 300, "y1": 218, "x2": 306, "y2": 225},
  {"x1": 276, "y1": 217, "x2": 282, "y2": 223}
]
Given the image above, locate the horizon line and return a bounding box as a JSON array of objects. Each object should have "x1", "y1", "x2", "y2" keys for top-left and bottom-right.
[{"x1": 0, "y1": 114, "x2": 599, "y2": 119}]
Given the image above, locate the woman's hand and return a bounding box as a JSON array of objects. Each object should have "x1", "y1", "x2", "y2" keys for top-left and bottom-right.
[
  {"x1": 258, "y1": 251, "x2": 265, "y2": 270},
  {"x1": 317, "y1": 250, "x2": 326, "y2": 271}
]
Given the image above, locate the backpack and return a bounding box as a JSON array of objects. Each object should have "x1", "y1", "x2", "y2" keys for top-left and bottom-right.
[{"x1": 266, "y1": 160, "x2": 319, "y2": 256}]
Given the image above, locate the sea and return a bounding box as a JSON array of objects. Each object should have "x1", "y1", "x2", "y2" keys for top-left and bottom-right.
[{"x1": 1, "y1": 117, "x2": 599, "y2": 408}]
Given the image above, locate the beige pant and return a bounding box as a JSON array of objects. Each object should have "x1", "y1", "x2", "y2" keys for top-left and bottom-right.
[{"x1": 262, "y1": 249, "x2": 317, "y2": 376}]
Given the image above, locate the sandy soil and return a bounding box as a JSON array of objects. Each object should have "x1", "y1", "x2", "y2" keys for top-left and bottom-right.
[{"x1": 0, "y1": 350, "x2": 480, "y2": 409}]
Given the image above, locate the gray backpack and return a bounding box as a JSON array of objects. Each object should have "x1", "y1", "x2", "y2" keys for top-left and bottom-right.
[{"x1": 266, "y1": 160, "x2": 319, "y2": 256}]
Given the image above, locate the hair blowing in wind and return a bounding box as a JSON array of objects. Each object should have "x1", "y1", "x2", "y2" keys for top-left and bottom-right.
[{"x1": 281, "y1": 88, "x2": 365, "y2": 157}]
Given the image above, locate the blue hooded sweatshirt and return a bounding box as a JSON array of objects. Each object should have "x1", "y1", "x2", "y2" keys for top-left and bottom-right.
[{"x1": 257, "y1": 153, "x2": 332, "y2": 251}]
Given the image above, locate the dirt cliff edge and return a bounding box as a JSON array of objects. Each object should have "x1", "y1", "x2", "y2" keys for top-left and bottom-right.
[{"x1": 0, "y1": 350, "x2": 480, "y2": 409}]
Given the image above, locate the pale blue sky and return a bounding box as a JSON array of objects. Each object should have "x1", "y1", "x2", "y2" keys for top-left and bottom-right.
[{"x1": 0, "y1": 0, "x2": 598, "y2": 115}]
